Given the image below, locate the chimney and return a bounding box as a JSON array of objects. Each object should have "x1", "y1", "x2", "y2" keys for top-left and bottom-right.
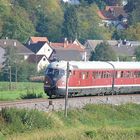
[
  {"x1": 64, "y1": 38, "x2": 68, "y2": 48},
  {"x1": 14, "y1": 41, "x2": 16, "y2": 47},
  {"x1": 49, "y1": 42, "x2": 52, "y2": 46}
]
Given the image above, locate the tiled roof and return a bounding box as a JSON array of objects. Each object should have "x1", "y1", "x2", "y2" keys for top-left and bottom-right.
[
  {"x1": 50, "y1": 47, "x2": 82, "y2": 61},
  {"x1": 30, "y1": 37, "x2": 49, "y2": 43},
  {"x1": 50, "y1": 42, "x2": 85, "y2": 52},
  {"x1": 0, "y1": 39, "x2": 34, "y2": 55},
  {"x1": 27, "y1": 54, "x2": 47, "y2": 63},
  {"x1": 26, "y1": 41, "x2": 46, "y2": 53},
  {"x1": 98, "y1": 6, "x2": 128, "y2": 20}
]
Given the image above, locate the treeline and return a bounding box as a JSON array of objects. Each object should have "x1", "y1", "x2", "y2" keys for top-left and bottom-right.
[{"x1": 0, "y1": 0, "x2": 140, "y2": 43}]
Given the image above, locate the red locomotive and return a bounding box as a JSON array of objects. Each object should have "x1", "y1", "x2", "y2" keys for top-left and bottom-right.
[{"x1": 44, "y1": 61, "x2": 140, "y2": 98}]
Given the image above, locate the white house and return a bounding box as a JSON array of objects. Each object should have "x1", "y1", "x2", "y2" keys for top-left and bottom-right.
[
  {"x1": 27, "y1": 55, "x2": 50, "y2": 71},
  {"x1": 26, "y1": 42, "x2": 53, "y2": 59}
]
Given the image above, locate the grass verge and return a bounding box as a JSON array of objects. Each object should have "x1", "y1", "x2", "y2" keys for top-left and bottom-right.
[{"x1": 0, "y1": 103, "x2": 139, "y2": 140}]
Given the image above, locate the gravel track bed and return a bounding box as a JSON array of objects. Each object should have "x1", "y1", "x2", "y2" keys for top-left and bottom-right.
[{"x1": 0, "y1": 94, "x2": 140, "y2": 112}]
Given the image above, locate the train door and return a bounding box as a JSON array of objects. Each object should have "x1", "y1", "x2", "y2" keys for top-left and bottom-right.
[{"x1": 79, "y1": 71, "x2": 91, "y2": 86}]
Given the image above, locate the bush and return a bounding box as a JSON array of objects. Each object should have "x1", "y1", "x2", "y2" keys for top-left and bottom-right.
[
  {"x1": 0, "y1": 108, "x2": 53, "y2": 134},
  {"x1": 20, "y1": 88, "x2": 43, "y2": 99}
]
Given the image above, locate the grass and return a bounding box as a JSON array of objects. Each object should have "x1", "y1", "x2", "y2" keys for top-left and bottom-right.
[
  {"x1": 0, "y1": 103, "x2": 140, "y2": 140},
  {"x1": 0, "y1": 82, "x2": 46, "y2": 100}
]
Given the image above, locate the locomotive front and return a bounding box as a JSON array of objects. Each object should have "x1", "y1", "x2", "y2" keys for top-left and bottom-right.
[{"x1": 44, "y1": 61, "x2": 67, "y2": 98}]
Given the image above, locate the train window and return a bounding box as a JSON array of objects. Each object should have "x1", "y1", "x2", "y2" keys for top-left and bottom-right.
[
  {"x1": 59, "y1": 69, "x2": 65, "y2": 76},
  {"x1": 92, "y1": 72, "x2": 96, "y2": 79},
  {"x1": 133, "y1": 71, "x2": 140, "y2": 78},
  {"x1": 53, "y1": 69, "x2": 59, "y2": 77},
  {"x1": 117, "y1": 71, "x2": 121, "y2": 78},
  {"x1": 121, "y1": 71, "x2": 124, "y2": 78},
  {"x1": 46, "y1": 68, "x2": 54, "y2": 75},
  {"x1": 81, "y1": 72, "x2": 89, "y2": 79}
]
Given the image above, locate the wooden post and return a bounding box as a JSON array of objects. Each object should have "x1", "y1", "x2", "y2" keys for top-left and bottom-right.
[{"x1": 65, "y1": 61, "x2": 69, "y2": 117}]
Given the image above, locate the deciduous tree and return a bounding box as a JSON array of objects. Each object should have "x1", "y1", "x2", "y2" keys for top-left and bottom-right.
[{"x1": 90, "y1": 42, "x2": 117, "y2": 61}]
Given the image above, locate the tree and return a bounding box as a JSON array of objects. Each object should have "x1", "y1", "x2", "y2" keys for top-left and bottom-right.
[
  {"x1": 77, "y1": 4, "x2": 112, "y2": 43},
  {"x1": 124, "y1": 0, "x2": 140, "y2": 24},
  {"x1": 35, "y1": 0, "x2": 64, "y2": 41},
  {"x1": 1, "y1": 5, "x2": 35, "y2": 43},
  {"x1": 79, "y1": 0, "x2": 106, "y2": 9},
  {"x1": 1, "y1": 46, "x2": 37, "y2": 82},
  {"x1": 63, "y1": 5, "x2": 79, "y2": 41},
  {"x1": 134, "y1": 46, "x2": 140, "y2": 61},
  {"x1": 2, "y1": 47, "x2": 20, "y2": 82},
  {"x1": 90, "y1": 42, "x2": 117, "y2": 61}
]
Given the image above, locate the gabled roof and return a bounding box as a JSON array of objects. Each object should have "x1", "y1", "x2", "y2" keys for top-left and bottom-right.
[
  {"x1": 50, "y1": 42, "x2": 85, "y2": 52},
  {"x1": 26, "y1": 41, "x2": 47, "y2": 53},
  {"x1": 85, "y1": 40, "x2": 140, "y2": 57},
  {"x1": 0, "y1": 39, "x2": 33, "y2": 55},
  {"x1": 50, "y1": 47, "x2": 82, "y2": 61},
  {"x1": 98, "y1": 6, "x2": 128, "y2": 20},
  {"x1": 27, "y1": 54, "x2": 47, "y2": 63},
  {"x1": 30, "y1": 37, "x2": 49, "y2": 43}
]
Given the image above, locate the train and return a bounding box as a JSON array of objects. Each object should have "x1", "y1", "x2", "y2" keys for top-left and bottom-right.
[{"x1": 44, "y1": 61, "x2": 140, "y2": 98}]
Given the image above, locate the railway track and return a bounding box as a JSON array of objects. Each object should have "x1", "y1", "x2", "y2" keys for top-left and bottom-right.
[{"x1": 0, "y1": 94, "x2": 140, "y2": 112}]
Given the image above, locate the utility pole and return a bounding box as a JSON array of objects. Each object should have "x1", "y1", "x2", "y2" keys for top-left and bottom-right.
[
  {"x1": 15, "y1": 66, "x2": 17, "y2": 89},
  {"x1": 9, "y1": 66, "x2": 12, "y2": 90},
  {"x1": 65, "y1": 61, "x2": 69, "y2": 117}
]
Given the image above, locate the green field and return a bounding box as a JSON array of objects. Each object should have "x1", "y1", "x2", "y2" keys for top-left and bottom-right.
[
  {"x1": 0, "y1": 82, "x2": 46, "y2": 100},
  {"x1": 0, "y1": 103, "x2": 140, "y2": 140}
]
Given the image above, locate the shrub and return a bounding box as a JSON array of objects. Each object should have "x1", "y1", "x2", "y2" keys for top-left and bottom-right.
[
  {"x1": 20, "y1": 89, "x2": 43, "y2": 99},
  {"x1": 0, "y1": 108, "x2": 53, "y2": 134}
]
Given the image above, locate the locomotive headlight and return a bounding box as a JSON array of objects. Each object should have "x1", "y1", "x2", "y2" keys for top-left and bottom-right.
[{"x1": 62, "y1": 81, "x2": 65, "y2": 85}]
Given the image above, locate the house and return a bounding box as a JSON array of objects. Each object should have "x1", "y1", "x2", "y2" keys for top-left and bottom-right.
[
  {"x1": 0, "y1": 39, "x2": 34, "y2": 60},
  {"x1": 50, "y1": 38, "x2": 86, "y2": 61},
  {"x1": 27, "y1": 36, "x2": 49, "y2": 44},
  {"x1": 26, "y1": 41, "x2": 53, "y2": 59},
  {"x1": 49, "y1": 47, "x2": 83, "y2": 62},
  {"x1": 98, "y1": 6, "x2": 128, "y2": 29},
  {"x1": 84, "y1": 40, "x2": 140, "y2": 61},
  {"x1": 27, "y1": 54, "x2": 49, "y2": 71}
]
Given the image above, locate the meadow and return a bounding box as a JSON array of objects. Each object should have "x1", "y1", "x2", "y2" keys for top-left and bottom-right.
[
  {"x1": 0, "y1": 82, "x2": 45, "y2": 100},
  {"x1": 0, "y1": 103, "x2": 140, "y2": 140}
]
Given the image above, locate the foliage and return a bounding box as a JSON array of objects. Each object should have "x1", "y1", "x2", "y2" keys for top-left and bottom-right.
[
  {"x1": 80, "y1": 0, "x2": 106, "y2": 9},
  {"x1": 1, "y1": 4, "x2": 35, "y2": 43},
  {"x1": 35, "y1": 0, "x2": 64, "y2": 41},
  {"x1": 20, "y1": 91, "x2": 43, "y2": 99},
  {"x1": 125, "y1": 0, "x2": 140, "y2": 25},
  {"x1": 0, "y1": 108, "x2": 53, "y2": 134},
  {"x1": 77, "y1": 4, "x2": 111, "y2": 43},
  {"x1": 1, "y1": 47, "x2": 37, "y2": 82},
  {"x1": 90, "y1": 41, "x2": 117, "y2": 61},
  {"x1": 123, "y1": 23, "x2": 140, "y2": 41},
  {"x1": 0, "y1": 104, "x2": 140, "y2": 139},
  {"x1": 63, "y1": 5, "x2": 79, "y2": 41},
  {"x1": 134, "y1": 45, "x2": 140, "y2": 61}
]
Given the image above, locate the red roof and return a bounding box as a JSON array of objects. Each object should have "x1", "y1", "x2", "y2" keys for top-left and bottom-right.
[
  {"x1": 30, "y1": 37, "x2": 49, "y2": 43},
  {"x1": 50, "y1": 42, "x2": 85, "y2": 52}
]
